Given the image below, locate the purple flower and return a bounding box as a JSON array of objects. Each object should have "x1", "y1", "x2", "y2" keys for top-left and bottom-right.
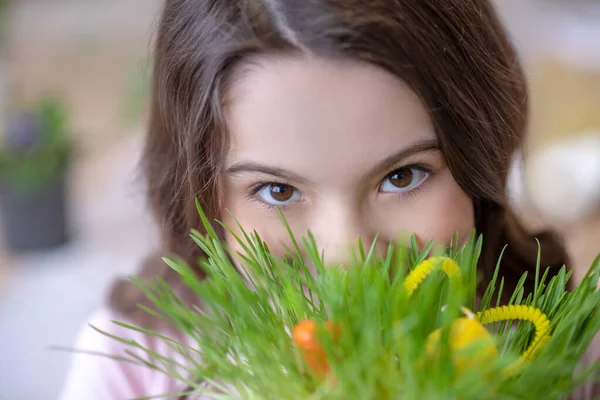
[{"x1": 3, "y1": 112, "x2": 42, "y2": 151}]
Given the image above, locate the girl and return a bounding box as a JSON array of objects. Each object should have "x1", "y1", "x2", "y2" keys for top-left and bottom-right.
[{"x1": 60, "y1": 0, "x2": 583, "y2": 398}]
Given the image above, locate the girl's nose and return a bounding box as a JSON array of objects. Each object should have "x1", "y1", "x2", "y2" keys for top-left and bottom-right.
[{"x1": 309, "y1": 203, "x2": 383, "y2": 268}]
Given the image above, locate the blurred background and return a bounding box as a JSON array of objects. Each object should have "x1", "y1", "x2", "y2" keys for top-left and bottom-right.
[{"x1": 0, "y1": 1, "x2": 599, "y2": 399}]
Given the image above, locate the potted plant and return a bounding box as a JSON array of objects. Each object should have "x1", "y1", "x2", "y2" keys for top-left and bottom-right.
[
  {"x1": 0, "y1": 0, "x2": 9, "y2": 136},
  {"x1": 0, "y1": 97, "x2": 73, "y2": 252}
]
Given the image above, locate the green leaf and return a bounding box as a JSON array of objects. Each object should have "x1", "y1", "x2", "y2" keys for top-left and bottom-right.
[{"x1": 87, "y1": 204, "x2": 600, "y2": 400}]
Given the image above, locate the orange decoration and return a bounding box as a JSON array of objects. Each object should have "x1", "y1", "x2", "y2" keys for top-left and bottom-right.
[{"x1": 293, "y1": 319, "x2": 340, "y2": 380}]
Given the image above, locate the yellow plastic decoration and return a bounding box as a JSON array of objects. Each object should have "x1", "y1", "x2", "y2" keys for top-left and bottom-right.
[
  {"x1": 425, "y1": 310, "x2": 498, "y2": 374},
  {"x1": 293, "y1": 256, "x2": 552, "y2": 380},
  {"x1": 405, "y1": 256, "x2": 552, "y2": 375}
]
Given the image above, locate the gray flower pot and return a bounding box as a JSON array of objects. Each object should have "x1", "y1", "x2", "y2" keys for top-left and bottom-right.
[{"x1": 0, "y1": 172, "x2": 70, "y2": 252}]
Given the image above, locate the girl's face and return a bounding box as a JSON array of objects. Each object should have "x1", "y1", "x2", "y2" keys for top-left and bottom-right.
[{"x1": 220, "y1": 55, "x2": 474, "y2": 267}]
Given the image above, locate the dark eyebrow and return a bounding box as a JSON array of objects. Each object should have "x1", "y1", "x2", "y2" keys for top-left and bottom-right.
[
  {"x1": 225, "y1": 161, "x2": 309, "y2": 184},
  {"x1": 225, "y1": 138, "x2": 439, "y2": 183},
  {"x1": 369, "y1": 138, "x2": 439, "y2": 177}
]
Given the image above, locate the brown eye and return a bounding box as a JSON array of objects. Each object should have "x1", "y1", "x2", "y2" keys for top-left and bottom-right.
[
  {"x1": 256, "y1": 183, "x2": 302, "y2": 205},
  {"x1": 270, "y1": 184, "x2": 294, "y2": 201},
  {"x1": 389, "y1": 168, "x2": 413, "y2": 188},
  {"x1": 380, "y1": 167, "x2": 430, "y2": 194}
]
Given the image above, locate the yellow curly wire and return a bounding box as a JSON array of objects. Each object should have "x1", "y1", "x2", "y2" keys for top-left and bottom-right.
[
  {"x1": 406, "y1": 256, "x2": 552, "y2": 374},
  {"x1": 477, "y1": 305, "x2": 551, "y2": 375},
  {"x1": 404, "y1": 257, "x2": 463, "y2": 296}
]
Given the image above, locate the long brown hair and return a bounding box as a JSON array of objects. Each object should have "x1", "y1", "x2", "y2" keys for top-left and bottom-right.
[{"x1": 110, "y1": 0, "x2": 568, "y2": 321}]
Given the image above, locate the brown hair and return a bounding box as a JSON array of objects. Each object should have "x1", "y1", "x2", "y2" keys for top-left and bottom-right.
[{"x1": 110, "y1": 0, "x2": 568, "y2": 321}]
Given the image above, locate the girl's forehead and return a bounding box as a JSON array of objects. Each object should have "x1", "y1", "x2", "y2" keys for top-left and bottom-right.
[{"x1": 224, "y1": 55, "x2": 437, "y2": 177}]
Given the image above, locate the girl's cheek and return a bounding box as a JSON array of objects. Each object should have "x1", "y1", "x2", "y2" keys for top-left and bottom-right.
[
  {"x1": 221, "y1": 204, "x2": 295, "y2": 259},
  {"x1": 376, "y1": 171, "x2": 474, "y2": 250},
  {"x1": 416, "y1": 180, "x2": 474, "y2": 248}
]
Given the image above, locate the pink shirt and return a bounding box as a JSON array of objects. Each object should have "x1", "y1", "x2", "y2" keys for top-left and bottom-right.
[{"x1": 59, "y1": 308, "x2": 212, "y2": 400}]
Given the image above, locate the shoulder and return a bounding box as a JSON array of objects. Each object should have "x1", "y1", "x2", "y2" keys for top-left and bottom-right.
[{"x1": 59, "y1": 307, "x2": 188, "y2": 400}]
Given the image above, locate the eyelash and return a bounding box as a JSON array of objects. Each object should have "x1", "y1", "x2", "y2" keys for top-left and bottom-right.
[
  {"x1": 247, "y1": 164, "x2": 433, "y2": 211},
  {"x1": 246, "y1": 182, "x2": 297, "y2": 211},
  {"x1": 379, "y1": 164, "x2": 433, "y2": 197}
]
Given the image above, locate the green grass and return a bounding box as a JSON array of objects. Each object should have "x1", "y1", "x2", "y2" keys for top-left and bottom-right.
[{"x1": 93, "y1": 205, "x2": 600, "y2": 399}]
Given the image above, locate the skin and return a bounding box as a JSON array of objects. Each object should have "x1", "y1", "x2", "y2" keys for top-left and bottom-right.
[{"x1": 220, "y1": 54, "x2": 474, "y2": 268}]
